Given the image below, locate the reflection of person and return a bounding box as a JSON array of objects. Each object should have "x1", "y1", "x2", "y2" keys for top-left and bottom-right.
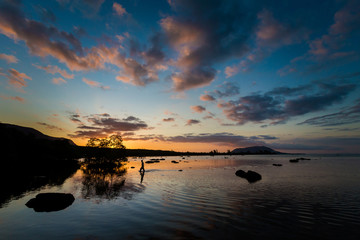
[
  {"x1": 140, "y1": 171, "x2": 145, "y2": 183},
  {"x1": 139, "y1": 159, "x2": 145, "y2": 173}
]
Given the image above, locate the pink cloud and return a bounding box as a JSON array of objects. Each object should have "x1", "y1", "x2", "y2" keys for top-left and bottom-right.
[
  {"x1": 82, "y1": 77, "x2": 110, "y2": 90},
  {"x1": 0, "y1": 95, "x2": 25, "y2": 103},
  {"x1": 186, "y1": 119, "x2": 200, "y2": 126},
  {"x1": 35, "y1": 65, "x2": 74, "y2": 79},
  {"x1": 113, "y1": 2, "x2": 127, "y2": 16},
  {"x1": 52, "y1": 77, "x2": 67, "y2": 85},
  {"x1": 200, "y1": 94, "x2": 216, "y2": 102},
  {"x1": 0, "y1": 53, "x2": 18, "y2": 63},
  {"x1": 191, "y1": 105, "x2": 206, "y2": 113},
  {"x1": 6, "y1": 68, "x2": 31, "y2": 91}
]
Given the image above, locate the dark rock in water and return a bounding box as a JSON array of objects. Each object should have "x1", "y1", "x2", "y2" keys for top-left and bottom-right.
[
  {"x1": 289, "y1": 159, "x2": 299, "y2": 163},
  {"x1": 298, "y1": 157, "x2": 311, "y2": 160},
  {"x1": 178, "y1": 169, "x2": 183, "y2": 171},
  {"x1": 145, "y1": 160, "x2": 155, "y2": 164},
  {"x1": 273, "y1": 164, "x2": 282, "y2": 166},
  {"x1": 235, "y1": 169, "x2": 247, "y2": 178},
  {"x1": 171, "y1": 160, "x2": 179, "y2": 164},
  {"x1": 131, "y1": 166, "x2": 135, "y2": 168},
  {"x1": 235, "y1": 170, "x2": 262, "y2": 183},
  {"x1": 26, "y1": 193, "x2": 75, "y2": 212}
]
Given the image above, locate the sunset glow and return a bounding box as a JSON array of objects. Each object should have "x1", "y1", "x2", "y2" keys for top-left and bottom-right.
[{"x1": 1, "y1": 0, "x2": 359, "y2": 153}]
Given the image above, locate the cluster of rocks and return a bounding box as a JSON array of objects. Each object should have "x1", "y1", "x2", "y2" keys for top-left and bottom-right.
[
  {"x1": 235, "y1": 170, "x2": 262, "y2": 183},
  {"x1": 289, "y1": 157, "x2": 311, "y2": 163}
]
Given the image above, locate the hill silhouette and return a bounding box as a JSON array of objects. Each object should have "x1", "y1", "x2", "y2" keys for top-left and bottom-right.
[{"x1": 231, "y1": 146, "x2": 282, "y2": 154}]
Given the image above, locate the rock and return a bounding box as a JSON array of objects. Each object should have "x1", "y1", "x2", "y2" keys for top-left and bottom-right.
[
  {"x1": 273, "y1": 164, "x2": 282, "y2": 166},
  {"x1": 235, "y1": 170, "x2": 262, "y2": 183},
  {"x1": 26, "y1": 193, "x2": 75, "y2": 212},
  {"x1": 178, "y1": 169, "x2": 183, "y2": 171},
  {"x1": 289, "y1": 159, "x2": 299, "y2": 163},
  {"x1": 171, "y1": 160, "x2": 179, "y2": 164},
  {"x1": 131, "y1": 166, "x2": 135, "y2": 168},
  {"x1": 145, "y1": 160, "x2": 155, "y2": 163},
  {"x1": 235, "y1": 169, "x2": 247, "y2": 178}
]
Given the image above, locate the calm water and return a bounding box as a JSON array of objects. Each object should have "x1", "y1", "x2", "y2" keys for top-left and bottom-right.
[{"x1": 1, "y1": 155, "x2": 360, "y2": 240}]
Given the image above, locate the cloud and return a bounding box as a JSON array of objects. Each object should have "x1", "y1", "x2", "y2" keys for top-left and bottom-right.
[
  {"x1": 69, "y1": 113, "x2": 149, "y2": 139},
  {"x1": 6, "y1": 68, "x2": 31, "y2": 91},
  {"x1": 34, "y1": 5, "x2": 56, "y2": 22},
  {"x1": 52, "y1": 77, "x2": 67, "y2": 85},
  {"x1": 0, "y1": 3, "x2": 94, "y2": 71},
  {"x1": 218, "y1": 81, "x2": 356, "y2": 125},
  {"x1": 226, "y1": 9, "x2": 307, "y2": 78},
  {"x1": 37, "y1": 122, "x2": 63, "y2": 131},
  {"x1": 35, "y1": 65, "x2": 74, "y2": 79},
  {"x1": 213, "y1": 82, "x2": 240, "y2": 98},
  {"x1": 163, "y1": 118, "x2": 175, "y2": 122},
  {"x1": 298, "y1": 99, "x2": 360, "y2": 127},
  {"x1": 161, "y1": 0, "x2": 253, "y2": 91},
  {"x1": 0, "y1": 53, "x2": 18, "y2": 63},
  {"x1": 191, "y1": 105, "x2": 206, "y2": 113},
  {"x1": 57, "y1": 0, "x2": 105, "y2": 17},
  {"x1": 256, "y1": 9, "x2": 302, "y2": 47},
  {"x1": 281, "y1": 1, "x2": 360, "y2": 74},
  {"x1": 186, "y1": 119, "x2": 200, "y2": 126},
  {"x1": 129, "y1": 132, "x2": 278, "y2": 148},
  {"x1": 113, "y1": 2, "x2": 127, "y2": 16},
  {"x1": 0, "y1": 95, "x2": 24, "y2": 103},
  {"x1": 270, "y1": 136, "x2": 360, "y2": 153},
  {"x1": 200, "y1": 94, "x2": 216, "y2": 102},
  {"x1": 83, "y1": 77, "x2": 110, "y2": 90}
]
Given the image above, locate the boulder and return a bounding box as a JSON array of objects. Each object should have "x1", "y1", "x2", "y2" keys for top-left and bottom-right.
[
  {"x1": 26, "y1": 193, "x2": 75, "y2": 212},
  {"x1": 235, "y1": 170, "x2": 262, "y2": 183},
  {"x1": 289, "y1": 159, "x2": 299, "y2": 163}
]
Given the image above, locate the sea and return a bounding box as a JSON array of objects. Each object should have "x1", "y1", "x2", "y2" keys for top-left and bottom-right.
[{"x1": 0, "y1": 154, "x2": 359, "y2": 240}]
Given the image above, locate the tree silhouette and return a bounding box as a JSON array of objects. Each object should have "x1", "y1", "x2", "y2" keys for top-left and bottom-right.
[{"x1": 86, "y1": 135, "x2": 125, "y2": 149}]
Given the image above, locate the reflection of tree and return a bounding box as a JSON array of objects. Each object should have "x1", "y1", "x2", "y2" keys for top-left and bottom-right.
[{"x1": 81, "y1": 157, "x2": 128, "y2": 200}]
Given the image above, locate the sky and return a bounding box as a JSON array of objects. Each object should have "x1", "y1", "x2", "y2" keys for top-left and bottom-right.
[{"x1": 0, "y1": 0, "x2": 360, "y2": 153}]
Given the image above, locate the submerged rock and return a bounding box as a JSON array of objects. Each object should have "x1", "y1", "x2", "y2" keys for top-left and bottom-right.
[
  {"x1": 273, "y1": 164, "x2": 282, "y2": 167},
  {"x1": 26, "y1": 193, "x2": 75, "y2": 212},
  {"x1": 289, "y1": 159, "x2": 299, "y2": 163},
  {"x1": 171, "y1": 161, "x2": 179, "y2": 164},
  {"x1": 235, "y1": 170, "x2": 262, "y2": 183}
]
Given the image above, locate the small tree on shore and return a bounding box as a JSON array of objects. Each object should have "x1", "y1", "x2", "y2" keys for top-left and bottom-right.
[{"x1": 86, "y1": 135, "x2": 126, "y2": 149}]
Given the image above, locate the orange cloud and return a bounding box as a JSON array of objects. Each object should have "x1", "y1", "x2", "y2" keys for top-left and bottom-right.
[
  {"x1": 0, "y1": 53, "x2": 18, "y2": 63},
  {"x1": 52, "y1": 77, "x2": 67, "y2": 85},
  {"x1": 6, "y1": 68, "x2": 31, "y2": 91},
  {"x1": 191, "y1": 105, "x2": 206, "y2": 113},
  {"x1": 82, "y1": 77, "x2": 110, "y2": 90},
  {"x1": 0, "y1": 95, "x2": 25, "y2": 103},
  {"x1": 35, "y1": 65, "x2": 74, "y2": 79},
  {"x1": 200, "y1": 94, "x2": 216, "y2": 102}
]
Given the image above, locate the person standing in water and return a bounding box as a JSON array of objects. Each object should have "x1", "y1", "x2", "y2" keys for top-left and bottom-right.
[{"x1": 139, "y1": 159, "x2": 145, "y2": 173}]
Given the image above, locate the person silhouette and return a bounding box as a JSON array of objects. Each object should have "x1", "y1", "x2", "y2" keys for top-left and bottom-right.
[{"x1": 139, "y1": 159, "x2": 145, "y2": 173}]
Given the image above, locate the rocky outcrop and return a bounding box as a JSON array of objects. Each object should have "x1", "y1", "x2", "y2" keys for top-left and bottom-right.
[
  {"x1": 25, "y1": 193, "x2": 75, "y2": 212},
  {"x1": 235, "y1": 170, "x2": 262, "y2": 183}
]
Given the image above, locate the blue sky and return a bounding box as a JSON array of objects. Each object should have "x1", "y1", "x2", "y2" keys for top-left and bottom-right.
[{"x1": 0, "y1": 0, "x2": 359, "y2": 153}]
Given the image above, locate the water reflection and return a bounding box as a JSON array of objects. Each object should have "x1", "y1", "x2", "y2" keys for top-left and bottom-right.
[
  {"x1": 80, "y1": 157, "x2": 145, "y2": 200},
  {"x1": 0, "y1": 159, "x2": 79, "y2": 208},
  {"x1": 140, "y1": 171, "x2": 145, "y2": 183}
]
